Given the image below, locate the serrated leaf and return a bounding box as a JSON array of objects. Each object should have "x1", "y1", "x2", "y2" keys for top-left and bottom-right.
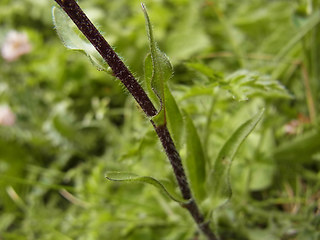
[
  {"x1": 184, "y1": 113, "x2": 206, "y2": 201},
  {"x1": 224, "y1": 70, "x2": 292, "y2": 101},
  {"x1": 142, "y1": 4, "x2": 173, "y2": 126},
  {"x1": 52, "y1": 6, "x2": 108, "y2": 71},
  {"x1": 185, "y1": 64, "x2": 292, "y2": 101},
  {"x1": 207, "y1": 109, "x2": 264, "y2": 210},
  {"x1": 105, "y1": 172, "x2": 188, "y2": 203}
]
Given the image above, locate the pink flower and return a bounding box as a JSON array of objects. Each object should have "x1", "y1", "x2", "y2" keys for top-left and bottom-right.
[
  {"x1": 284, "y1": 120, "x2": 299, "y2": 135},
  {"x1": 0, "y1": 105, "x2": 16, "y2": 126},
  {"x1": 284, "y1": 114, "x2": 309, "y2": 135},
  {"x1": 1, "y1": 31, "x2": 32, "y2": 62}
]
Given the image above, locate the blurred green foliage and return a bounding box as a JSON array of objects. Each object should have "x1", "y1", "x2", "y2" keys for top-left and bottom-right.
[{"x1": 0, "y1": 0, "x2": 319, "y2": 239}]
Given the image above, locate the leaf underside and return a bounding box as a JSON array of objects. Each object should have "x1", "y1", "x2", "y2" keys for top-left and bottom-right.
[
  {"x1": 105, "y1": 172, "x2": 188, "y2": 203},
  {"x1": 52, "y1": 6, "x2": 108, "y2": 71}
]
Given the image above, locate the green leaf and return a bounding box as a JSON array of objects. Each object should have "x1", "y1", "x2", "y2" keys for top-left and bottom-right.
[
  {"x1": 248, "y1": 162, "x2": 275, "y2": 191},
  {"x1": 52, "y1": 6, "x2": 108, "y2": 71},
  {"x1": 207, "y1": 109, "x2": 264, "y2": 210},
  {"x1": 274, "y1": 10, "x2": 320, "y2": 63},
  {"x1": 145, "y1": 53, "x2": 184, "y2": 150},
  {"x1": 164, "y1": 87, "x2": 184, "y2": 150},
  {"x1": 142, "y1": 4, "x2": 183, "y2": 147},
  {"x1": 142, "y1": 4, "x2": 173, "y2": 126},
  {"x1": 105, "y1": 172, "x2": 188, "y2": 204},
  {"x1": 185, "y1": 64, "x2": 292, "y2": 101},
  {"x1": 164, "y1": 1, "x2": 210, "y2": 62},
  {"x1": 224, "y1": 70, "x2": 292, "y2": 101},
  {"x1": 144, "y1": 54, "x2": 161, "y2": 109},
  {"x1": 179, "y1": 85, "x2": 216, "y2": 101},
  {"x1": 184, "y1": 113, "x2": 206, "y2": 201},
  {"x1": 273, "y1": 129, "x2": 320, "y2": 163},
  {"x1": 186, "y1": 62, "x2": 224, "y2": 83}
]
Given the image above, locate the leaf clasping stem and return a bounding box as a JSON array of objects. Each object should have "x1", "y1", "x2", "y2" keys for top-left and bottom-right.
[{"x1": 54, "y1": 0, "x2": 157, "y2": 117}]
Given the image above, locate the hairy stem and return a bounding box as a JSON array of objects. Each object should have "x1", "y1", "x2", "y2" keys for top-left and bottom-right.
[
  {"x1": 54, "y1": 0, "x2": 157, "y2": 117},
  {"x1": 153, "y1": 123, "x2": 217, "y2": 240},
  {"x1": 53, "y1": 1, "x2": 217, "y2": 239}
]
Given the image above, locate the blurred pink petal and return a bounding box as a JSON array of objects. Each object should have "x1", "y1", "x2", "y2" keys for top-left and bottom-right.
[
  {"x1": 1, "y1": 31, "x2": 32, "y2": 62},
  {"x1": 0, "y1": 105, "x2": 16, "y2": 126}
]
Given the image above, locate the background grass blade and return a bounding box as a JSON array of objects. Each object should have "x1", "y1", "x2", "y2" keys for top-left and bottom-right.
[{"x1": 274, "y1": 10, "x2": 320, "y2": 63}]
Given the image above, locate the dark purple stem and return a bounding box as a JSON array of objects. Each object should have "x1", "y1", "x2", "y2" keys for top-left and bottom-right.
[
  {"x1": 53, "y1": 1, "x2": 217, "y2": 239},
  {"x1": 153, "y1": 124, "x2": 217, "y2": 240},
  {"x1": 54, "y1": 0, "x2": 157, "y2": 117}
]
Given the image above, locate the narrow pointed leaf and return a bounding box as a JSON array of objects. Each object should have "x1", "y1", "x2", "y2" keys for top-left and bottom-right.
[
  {"x1": 144, "y1": 54, "x2": 161, "y2": 109},
  {"x1": 105, "y1": 172, "x2": 188, "y2": 203},
  {"x1": 207, "y1": 109, "x2": 264, "y2": 210},
  {"x1": 184, "y1": 113, "x2": 206, "y2": 201},
  {"x1": 164, "y1": 87, "x2": 184, "y2": 149},
  {"x1": 52, "y1": 6, "x2": 108, "y2": 71},
  {"x1": 142, "y1": 4, "x2": 173, "y2": 126},
  {"x1": 145, "y1": 52, "x2": 184, "y2": 149},
  {"x1": 274, "y1": 10, "x2": 320, "y2": 62}
]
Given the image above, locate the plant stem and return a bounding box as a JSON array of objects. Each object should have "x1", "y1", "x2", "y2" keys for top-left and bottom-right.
[
  {"x1": 54, "y1": 0, "x2": 157, "y2": 117},
  {"x1": 53, "y1": 1, "x2": 217, "y2": 239},
  {"x1": 153, "y1": 123, "x2": 217, "y2": 240}
]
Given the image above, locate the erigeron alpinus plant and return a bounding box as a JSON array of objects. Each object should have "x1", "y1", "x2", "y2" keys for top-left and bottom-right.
[{"x1": 52, "y1": 0, "x2": 290, "y2": 239}]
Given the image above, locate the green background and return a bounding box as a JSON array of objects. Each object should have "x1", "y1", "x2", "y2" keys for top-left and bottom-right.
[{"x1": 0, "y1": 0, "x2": 319, "y2": 239}]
